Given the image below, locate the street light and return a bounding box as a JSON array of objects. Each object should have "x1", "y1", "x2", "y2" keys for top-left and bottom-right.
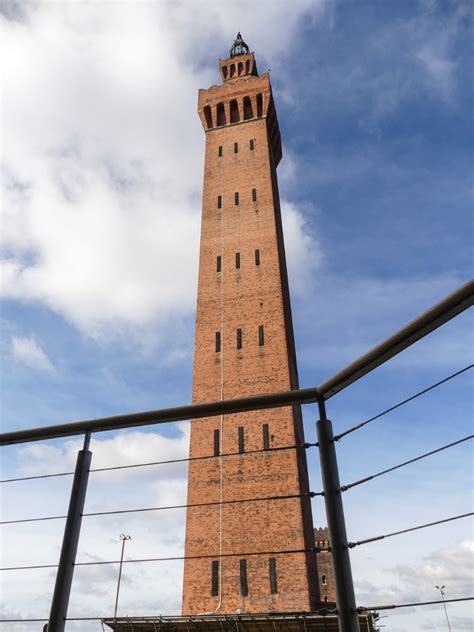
[
  {"x1": 434, "y1": 585, "x2": 452, "y2": 632},
  {"x1": 114, "y1": 533, "x2": 132, "y2": 619}
]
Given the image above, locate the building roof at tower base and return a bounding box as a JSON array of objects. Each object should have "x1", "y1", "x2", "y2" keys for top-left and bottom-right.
[{"x1": 103, "y1": 611, "x2": 378, "y2": 632}]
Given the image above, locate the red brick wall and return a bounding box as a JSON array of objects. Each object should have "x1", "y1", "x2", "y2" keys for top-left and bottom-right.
[{"x1": 182, "y1": 56, "x2": 318, "y2": 615}]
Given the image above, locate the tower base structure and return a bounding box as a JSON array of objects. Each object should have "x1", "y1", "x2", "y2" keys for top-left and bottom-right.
[{"x1": 103, "y1": 611, "x2": 379, "y2": 632}]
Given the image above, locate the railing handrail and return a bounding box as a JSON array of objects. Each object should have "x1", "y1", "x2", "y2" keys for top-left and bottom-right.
[
  {"x1": 1, "y1": 280, "x2": 472, "y2": 446},
  {"x1": 318, "y1": 279, "x2": 473, "y2": 399},
  {"x1": 0, "y1": 387, "x2": 321, "y2": 446}
]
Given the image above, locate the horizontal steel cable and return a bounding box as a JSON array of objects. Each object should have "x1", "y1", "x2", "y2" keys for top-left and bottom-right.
[
  {"x1": 1, "y1": 598, "x2": 471, "y2": 621},
  {"x1": 0, "y1": 490, "x2": 322, "y2": 526},
  {"x1": 0, "y1": 442, "x2": 317, "y2": 484},
  {"x1": 0, "y1": 608, "x2": 339, "y2": 621},
  {"x1": 0, "y1": 546, "x2": 317, "y2": 572},
  {"x1": 334, "y1": 364, "x2": 473, "y2": 441},
  {"x1": 340, "y1": 434, "x2": 473, "y2": 491},
  {"x1": 357, "y1": 596, "x2": 473, "y2": 611},
  {"x1": 348, "y1": 512, "x2": 473, "y2": 548}
]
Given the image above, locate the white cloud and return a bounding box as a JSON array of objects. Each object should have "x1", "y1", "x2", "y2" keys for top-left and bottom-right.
[
  {"x1": 354, "y1": 540, "x2": 474, "y2": 631},
  {"x1": 417, "y1": 46, "x2": 456, "y2": 94},
  {"x1": 0, "y1": 0, "x2": 325, "y2": 343},
  {"x1": 10, "y1": 335, "x2": 54, "y2": 372},
  {"x1": 1, "y1": 427, "x2": 191, "y2": 624},
  {"x1": 16, "y1": 423, "x2": 190, "y2": 482},
  {"x1": 301, "y1": 3, "x2": 467, "y2": 134},
  {"x1": 282, "y1": 200, "x2": 323, "y2": 296},
  {"x1": 393, "y1": 539, "x2": 474, "y2": 599},
  {"x1": 296, "y1": 274, "x2": 473, "y2": 371}
]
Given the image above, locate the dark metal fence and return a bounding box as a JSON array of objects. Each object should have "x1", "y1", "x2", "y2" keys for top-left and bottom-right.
[{"x1": 1, "y1": 280, "x2": 473, "y2": 632}]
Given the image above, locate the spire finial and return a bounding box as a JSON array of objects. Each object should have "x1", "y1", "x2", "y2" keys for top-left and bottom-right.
[{"x1": 229, "y1": 32, "x2": 249, "y2": 58}]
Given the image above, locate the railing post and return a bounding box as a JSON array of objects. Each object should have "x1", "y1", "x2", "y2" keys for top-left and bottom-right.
[
  {"x1": 317, "y1": 403, "x2": 360, "y2": 632},
  {"x1": 46, "y1": 432, "x2": 92, "y2": 632}
]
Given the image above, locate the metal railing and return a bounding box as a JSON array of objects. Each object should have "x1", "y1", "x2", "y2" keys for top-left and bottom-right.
[{"x1": 1, "y1": 279, "x2": 473, "y2": 632}]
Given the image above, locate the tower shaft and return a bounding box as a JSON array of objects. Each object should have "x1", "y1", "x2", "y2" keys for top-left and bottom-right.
[{"x1": 182, "y1": 46, "x2": 318, "y2": 615}]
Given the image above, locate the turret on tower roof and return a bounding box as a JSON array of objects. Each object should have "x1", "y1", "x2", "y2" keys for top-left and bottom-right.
[
  {"x1": 229, "y1": 31, "x2": 249, "y2": 57},
  {"x1": 219, "y1": 34, "x2": 258, "y2": 83}
]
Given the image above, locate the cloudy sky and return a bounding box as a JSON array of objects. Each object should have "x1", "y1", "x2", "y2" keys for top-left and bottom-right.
[{"x1": 1, "y1": 1, "x2": 473, "y2": 630}]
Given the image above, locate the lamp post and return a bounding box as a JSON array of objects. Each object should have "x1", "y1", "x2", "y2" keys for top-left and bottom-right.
[
  {"x1": 434, "y1": 585, "x2": 452, "y2": 632},
  {"x1": 114, "y1": 533, "x2": 131, "y2": 619}
]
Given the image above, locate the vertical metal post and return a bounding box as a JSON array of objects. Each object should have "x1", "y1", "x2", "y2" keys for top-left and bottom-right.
[
  {"x1": 114, "y1": 533, "x2": 131, "y2": 618},
  {"x1": 47, "y1": 432, "x2": 92, "y2": 632},
  {"x1": 435, "y1": 585, "x2": 452, "y2": 632},
  {"x1": 317, "y1": 402, "x2": 360, "y2": 632}
]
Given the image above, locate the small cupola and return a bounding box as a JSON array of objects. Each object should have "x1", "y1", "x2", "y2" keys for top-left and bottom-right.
[
  {"x1": 219, "y1": 33, "x2": 258, "y2": 82},
  {"x1": 229, "y1": 32, "x2": 249, "y2": 57}
]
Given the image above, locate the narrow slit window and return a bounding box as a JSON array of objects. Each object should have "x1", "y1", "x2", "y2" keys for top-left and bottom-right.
[
  {"x1": 255, "y1": 249, "x2": 260, "y2": 266},
  {"x1": 234, "y1": 192, "x2": 239, "y2": 206},
  {"x1": 215, "y1": 332, "x2": 221, "y2": 353},
  {"x1": 250, "y1": 139, "x2": 255, "y2": 151},
  {"x1": 218, "y1": 145, "x2": 223, "y2": 157},
  {"x1": 252, "y1": 188, "x2": 257, "y2": 202},
  {"x1": 240, "y1": 559, "x2": 248, "y2": 596},
  {"x1": 216, "y1": 256, "x2": 222, "y2": 272},
  {"x1": 236, "y1": 328, "x2": 242, "y2": 349},
  {"x1": 235, "y1": 252, "x2": 241, "y2": 269},
  {"x1": 234, "y1": 142, "x2": 239, "y2": 154},
  {"x1": 263, "y1": 424, "x2": 270, "y2": 451},
  {"x1": 258, "y1": 325, "x2": 265, "y2": 346},
  {"x1": 269, "y1": 558, "x2": 278, "y2": 594},
  {"x1": 211, "y1": 560, "x2": 219, "y2": 596},
  {"x1": 238, "y1": 426, "x2": 245, "y2": 454},
  {"x1": 214, "y1": 429, "x2": 220, "y2": 457},
  {"x1": 217, "y1": 195, "x2": 222, "y2": 209},
  {"x1": 322, "y1": 574, "x2": 327, "y2": 586}
]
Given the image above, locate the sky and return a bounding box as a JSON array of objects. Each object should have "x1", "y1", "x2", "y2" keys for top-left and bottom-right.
[{"x1": 0, "y1": 0, "x2": 473, "y2": 630}]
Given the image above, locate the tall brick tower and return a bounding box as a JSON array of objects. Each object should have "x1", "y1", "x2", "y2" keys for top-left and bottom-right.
[{"x1": 182, "y1": 34, "x2": 318, "y2": 615}]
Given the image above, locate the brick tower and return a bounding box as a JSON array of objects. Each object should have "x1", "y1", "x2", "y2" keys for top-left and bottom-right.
[
  {"x1": 314, "y1": 527, "x2": 337, "y2": 605},
  {"x1": 182, "y1": 34, "x2": 318, "y2": 615}
]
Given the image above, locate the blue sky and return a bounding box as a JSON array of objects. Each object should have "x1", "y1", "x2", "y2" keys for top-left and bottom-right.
[{"x1": 1, "y1": 1, "x2": 472, "y2": 631}]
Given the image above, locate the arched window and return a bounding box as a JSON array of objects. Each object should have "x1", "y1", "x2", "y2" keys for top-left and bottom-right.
[
  {"x1": 256, "y1": 93, "x2": 263, "y2": 117},
  {"x1": 238, "y1": 61, "x2": 244, "y2": 76},
  {"x1": 216, "y1": 102, "x2": 226, "y2": 127},
  {"x1": 230, "y1": 99, "x2": 240, "y2": 123},
  {"x1": 230, "y1": 64, "x2": 236, "y2": 78},
  {"x1": 243, "y1": 96, "x2": 253, "y2": 120},
  {"x1": 322, "y1": 574, "x2": 327, "y2": 585},
  {"x1": 222, "y1": 66, "x2": 228, "y2": 79},
  {"x1": 203, "y1": 105, "x2": 213, "y2": 130}
]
